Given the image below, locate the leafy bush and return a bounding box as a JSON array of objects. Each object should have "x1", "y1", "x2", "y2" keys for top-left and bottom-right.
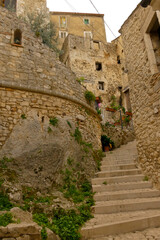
[
  {"x1": 85, "y1": 91, "x2": 96, "y2": 104},
  {"x1": 0, "y1": 213, "x2": 13, "y2": 227},
  {"x1": 0, "y1": 192, "x2": 13, "y2": 211},
  {"x1": 25, "y1": 12, "x2": 60, "y2": 53},
  {"x1": 41, "y1": 226, "x2": 48, "y2": 240},
  {"x1": 97, "y1": 109, "x2": 101, "y2": 115}
]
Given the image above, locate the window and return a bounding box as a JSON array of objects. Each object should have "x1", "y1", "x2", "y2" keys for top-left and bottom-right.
[
  {"x1": 95, "y1": 62, "x2": 102, "y2": 71},
  {"x1": 142, "y1": 11, "x2": 160, "y2": 74},
  {"x1": 98, "y1": 82, "x2": 104, "y2": 90},
  {"x1": 59, "y1": 31, "x2": 68, "y2": 39},
  {"x1": 84, "y1": 31, "x2": 92, "y2": 39},
  {"x1": 84, "y1": 18, "x2": 90, "y2": 25},
  {"x1": 60, "y1": 16, "x2": 67, "y2": 28},
  {"x1": 14, "y1": 29, "x2": 22, "y2": 45},
  {"x1": 93, "y1": 41, "x2": 100, "y2": 50},
  {"x1": 117, "y1": 56, "x2": 121, "y2": 64}
]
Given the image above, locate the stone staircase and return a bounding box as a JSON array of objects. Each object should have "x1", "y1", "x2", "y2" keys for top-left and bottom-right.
[{"x1": 81, "y1": 140, "x2": 160, "y2": 239}]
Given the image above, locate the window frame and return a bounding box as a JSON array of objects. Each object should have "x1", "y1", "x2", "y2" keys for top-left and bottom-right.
[
  {"x1": 59, "y1": 31, "x2": 68, "y2": 39},
  {"x1": 98, "y1": 81, "x2": 104, "y2": 91},
  {"x1": 59, "y1": 16, "x2": 67, "y2": 28},
  {"x1": 84, "y1": 18, "x2": 90, "y2": 25},
  {"x1": 84, "y1": 31, "x2": 92, "y2": 39}
]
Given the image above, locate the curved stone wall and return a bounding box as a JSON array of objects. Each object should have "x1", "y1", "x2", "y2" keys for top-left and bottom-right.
[{"x1": 0, "y1": 7, "x2": 101, "y2": 150}]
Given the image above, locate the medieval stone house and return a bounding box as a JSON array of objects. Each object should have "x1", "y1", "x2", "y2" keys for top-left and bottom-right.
[
  {"x1": 120, "y1": 4, "x2": 160, "y2": 187},
  {"x1": 50, "y1": 12, "x2": 106, "y2": 49}
]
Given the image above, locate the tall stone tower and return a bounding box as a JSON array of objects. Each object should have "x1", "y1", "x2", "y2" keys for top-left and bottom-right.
[{"x1": 16, "y1": 0, "x2": 49, "y2": 18}]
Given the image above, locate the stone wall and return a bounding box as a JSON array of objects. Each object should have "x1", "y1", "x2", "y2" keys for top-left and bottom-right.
[
  {"x1": 60, "y1": 34, "x2": 123, "y2": 123},
  {"x1": 16, "y1": 0, "x2": 49, "y2": 18},
  {"x1": 103, "y1": 126, "x2": 135, "y2": 148},
  {"x1": 120, "y1": 5, "x2": 160, "y2": 188},
  {"x1": 0, "y1": 7, "x2": 101, "y2": 173}
]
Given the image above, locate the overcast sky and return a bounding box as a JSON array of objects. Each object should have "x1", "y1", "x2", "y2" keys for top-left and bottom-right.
[{"x1": 47, "y1": 0, "x2": 140, "y2": 42}]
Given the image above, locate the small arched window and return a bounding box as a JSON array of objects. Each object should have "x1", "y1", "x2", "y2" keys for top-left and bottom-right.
[{"x1": 14, "y1": 29, "x2": 22, "y2": 45}]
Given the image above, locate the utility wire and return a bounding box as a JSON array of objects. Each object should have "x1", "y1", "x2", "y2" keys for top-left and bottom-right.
[
  {"x1": 88, "y1": 0, "x2": 123, "y2": 47},
  {"x1": 63, "y1": 0, "x2": 108, "y2": 43},
  {"x1": 63, "y1": 0, "x2": 122, "y2": 58}
]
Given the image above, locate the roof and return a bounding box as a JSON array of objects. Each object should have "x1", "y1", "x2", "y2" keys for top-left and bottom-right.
[
  {"x1": 140, "y1": 0, "x2": 152, "y2": 7},
  {"x1": 50, "y1": 11, "x2": 104, "y2": 17}
]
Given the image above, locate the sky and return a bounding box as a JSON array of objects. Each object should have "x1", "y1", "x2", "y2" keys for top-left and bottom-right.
[{"x1": 47, "y1": 0, "x2": 140, "y2": 42}]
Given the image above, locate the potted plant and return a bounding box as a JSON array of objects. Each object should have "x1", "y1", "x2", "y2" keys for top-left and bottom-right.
[
  {"x1": 114, "y1": 119, "x2": 120, "y2": 126},
  {"x1": 101, "y1": 135, "x2": 115, "y2": 152},
  {"x1": 126, "y1": 110, "x2": 132, "y2": 116},
  {"x1": 96, "y1": 96, "x2": 102, "y2": 103},
  {"x1": 106, "y1": 107, "x2": 116, "y2": 112}
]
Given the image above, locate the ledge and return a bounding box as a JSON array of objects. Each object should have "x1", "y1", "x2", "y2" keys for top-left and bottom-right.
[
  {"x1": 11, "y1": 43, "x2": 24, "y2": 48},
  {"x1": 0, "y1": 81, "x2": 102, "y2": 120}
]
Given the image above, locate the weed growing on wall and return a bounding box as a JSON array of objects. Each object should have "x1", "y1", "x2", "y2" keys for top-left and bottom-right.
[
  {"x1": 21, "y1": 114, "x2": 26, "y2": 119},
  {"x1": 0, "y1": 156, "x2": 13, "y2": 169},
  {"x1": 49, "y1": 117, "x2": 58, "y2": 127},
  {"x1": 0, "y1": 213, "x2": 13, "y2": 227},
  {"x1": 67, "y1": 120, "x2": 72, "y2": 128},
  {"x1": 85, "y1": 91, "x2": 96, "y2": 104},
  {"x1": 0, "y1": 192, "x2": 13, "y2": 211}
]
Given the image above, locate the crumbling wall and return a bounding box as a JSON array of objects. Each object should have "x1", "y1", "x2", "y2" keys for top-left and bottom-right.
[
  {"x1": 16, "y1": 0, "x2": 49, "y2": 18},
  {"x1": 60, "y1": 34, "x2": 123, "y2": 122}
]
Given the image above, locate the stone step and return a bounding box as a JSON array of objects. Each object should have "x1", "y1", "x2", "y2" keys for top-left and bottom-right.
[
  {"x1": 100, "y1": 163, "x2": 137, "y2": 171},
  {"x1": 92, "y1": 175, "x2": 144, "y2": 185},
  {"x1": 96, "y1": 169, "x2": 142, "y2": 178},
  {"x1": 101, "y1": 160, "x2": 135, "y2": 166},
  {"x1": 94, "y1": 189, "x2": 160, "y2": 201},
  {"x1": 102, "y1": 156, "x2": 136, "y2": 161},
  {"x1": 81, "y1": 213, "x2": 160, "y2": 239},
  {"x1": 94, "y1": 197, "x2": 160, "y2": 214},
  {"x1": 92, "y1": 181, "x2": 152, "y2": 193}
]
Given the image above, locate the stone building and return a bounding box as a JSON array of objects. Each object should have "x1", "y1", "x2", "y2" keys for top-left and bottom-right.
[
  {"x1": 120, "y1": 4, "x2": 160, "y2": 187},
  {"x1": 50, "y1": 11, "x2": 106, "y2": 49},
  {"x1": 0, "y1": 0, "x2": 49, "y2": 18},
  {"x1": 60, "y1": 34, "x2": 131, "y2": 123}
]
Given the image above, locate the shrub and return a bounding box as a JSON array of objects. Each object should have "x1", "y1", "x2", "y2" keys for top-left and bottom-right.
[
  {"x1": 0, "y1": 192, "x2": 13, "y2": 211},
  {"x1": 85, "y1": 91, "x2": 96, "y2": 104},
  {"x1": 25, "y1": 12, "x2": 60, "y2": 53},
  {"x1": 0, "y1": 213, "x2": 13, "y2": 227},
  {"x1": 97, "y1": 109, "x2": 101, "y2": 115}
]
